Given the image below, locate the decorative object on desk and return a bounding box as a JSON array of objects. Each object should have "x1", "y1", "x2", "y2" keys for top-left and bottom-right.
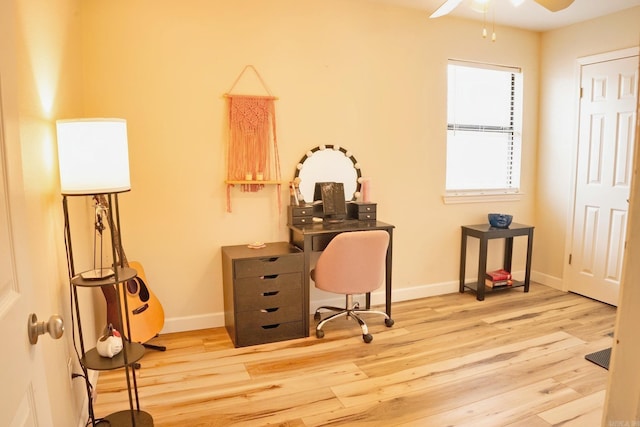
[
  {"x1": 247, "y1": 241, "x2": 266, "y2": 249},
  {"x1": 289, "y1": 181, "x2": 298, "y2": 205},
  {"x1": 360, "y1": 178, "x2": 371, "y2": 203},
  {"x1": 94, "y1": 195, "x2": 166, "y2": 345},
  {"x1": 294, "y1": 177, "x2": 305, "y2": 206},
  {"x1": 488, "y1": 213, "x2": 513, "y2": 228},
  {"x1": 295, "y1": 145, "x2": 361, "y2": 203},
  {"x1": 315, "y1": 182, "x2": 347, "y2": 223},
  {"x1": 96, "y1": 324, "x2": 123, "y2": 358},
  {"x1": 224, "y1": 65, "x2": 281, "y2": 213}
]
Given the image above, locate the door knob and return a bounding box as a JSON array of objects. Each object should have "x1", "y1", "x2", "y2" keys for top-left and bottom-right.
[{"x1": 28, "y1": 313, "x2": 64, "y2": 344}]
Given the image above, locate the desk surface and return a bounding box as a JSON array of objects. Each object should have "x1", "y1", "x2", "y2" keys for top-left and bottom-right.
[{"x1": 289, "y1": 219, "x2": 394, "y2": 234}]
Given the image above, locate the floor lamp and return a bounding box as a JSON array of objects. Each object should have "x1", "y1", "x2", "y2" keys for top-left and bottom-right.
[{"x1": 57, "y1": 118, "x2": 152, "y2": 426}]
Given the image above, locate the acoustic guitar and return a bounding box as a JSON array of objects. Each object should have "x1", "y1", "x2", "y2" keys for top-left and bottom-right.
[{"x1": 95, "y1": 196, "x2": 165, "y2": 344}]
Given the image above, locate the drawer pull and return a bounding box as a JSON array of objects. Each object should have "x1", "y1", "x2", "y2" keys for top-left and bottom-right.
[
  {"x1": 262, "y1": 257, "x2": 279, "y2": 263},
  {"x1": 262, "y1": 291, "x2": 279, "y2": 297},
  {"x1": 261, "y1": 307, "x2": 279, "y2": 313},
  {"x1": 261, "y1": 274, "x2": 279, "y2": 280},
  {"x1": 262, "y1": 324, "x2": 280, "y2": 329}
]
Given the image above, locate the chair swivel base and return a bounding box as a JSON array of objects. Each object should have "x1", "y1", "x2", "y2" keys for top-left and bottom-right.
[{"x1": 313, "y1": 297, "x2": 394, "y2": 343}]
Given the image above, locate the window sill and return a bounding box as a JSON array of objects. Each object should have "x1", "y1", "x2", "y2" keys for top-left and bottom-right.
[{"x1": 443, "y1": 191, "x2": 523, "y2": 204}]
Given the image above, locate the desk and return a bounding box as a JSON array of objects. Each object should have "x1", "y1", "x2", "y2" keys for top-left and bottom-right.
[
  {"x1": 459, "y1": 223, "x2": 534, "y2": 301},
  {"x1": 289, "y1": 220, "x2": 395, "y2": 336}
]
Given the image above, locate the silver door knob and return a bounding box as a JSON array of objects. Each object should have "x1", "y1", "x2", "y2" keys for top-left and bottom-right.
[{"x1": 28, "y1": 313, "x2": 64, "y2": 344}]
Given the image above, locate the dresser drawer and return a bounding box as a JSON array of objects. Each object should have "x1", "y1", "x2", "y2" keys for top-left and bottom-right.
[
  {"x1": 234, "y1": 253, "x2": 302, "y2": 278},
  {"x1": 236, "y1": 321, "x2": 304, "y2": 347},
  {"x1": 240, "y1": 303, "x2": 303, "y2": 328},
  {"x1": 235, "y1": 273, "x2": 302, "y2": 311}
]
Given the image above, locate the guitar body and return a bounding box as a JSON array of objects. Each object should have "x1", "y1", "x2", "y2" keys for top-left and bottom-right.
[{"x1": 102, "y1": 261, "x2": 165, "y2": 344}]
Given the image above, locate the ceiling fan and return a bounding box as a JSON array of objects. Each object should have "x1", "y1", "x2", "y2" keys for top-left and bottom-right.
[{"x1": 430, "y1": 0, "x2": 575, "y2": 18}]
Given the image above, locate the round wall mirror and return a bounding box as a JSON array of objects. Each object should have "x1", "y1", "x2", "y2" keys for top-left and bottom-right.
[{"x1": 294, "y1": 145, "x2": 361, "y2": 202}]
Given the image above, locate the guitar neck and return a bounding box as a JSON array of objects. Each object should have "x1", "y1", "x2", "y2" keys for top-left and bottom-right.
[{"x1": 94, "y1": 195, "x2": 129, "y2": 269}]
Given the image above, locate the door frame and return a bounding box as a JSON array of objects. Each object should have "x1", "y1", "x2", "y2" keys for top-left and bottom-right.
[{"x1": 563, "y1": 46, "x2": 640, "y2": 295}]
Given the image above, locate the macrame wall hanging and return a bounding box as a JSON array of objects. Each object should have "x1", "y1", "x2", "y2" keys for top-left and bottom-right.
[{"x1": 225, "y1": 65, "x2": 282, "y2": 213}]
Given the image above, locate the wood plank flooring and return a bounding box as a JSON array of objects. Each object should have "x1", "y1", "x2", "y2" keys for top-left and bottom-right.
[{"x1": 93, "y1": 284, "x2": 616, "y2": 426}]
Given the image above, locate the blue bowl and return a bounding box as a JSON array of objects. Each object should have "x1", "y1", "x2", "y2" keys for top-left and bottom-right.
[{"x1": 488, "y1": 213, "x2": 513, "y2": 228}]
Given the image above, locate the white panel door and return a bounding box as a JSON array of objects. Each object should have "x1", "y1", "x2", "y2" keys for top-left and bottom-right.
[
  {"x1": 568, "y1": 52, "x2": 639, "y2": 306},
  {"x1": 0, "y1": 81, "x2": 53, "y2": 427}
]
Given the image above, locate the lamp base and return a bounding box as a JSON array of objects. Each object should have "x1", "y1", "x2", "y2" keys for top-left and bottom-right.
[{"x1": 81, "y1": 268, "x2": 115, "y2": 280}]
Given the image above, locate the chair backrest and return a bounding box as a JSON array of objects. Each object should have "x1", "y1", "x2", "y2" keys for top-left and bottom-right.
[{"x1": 312, "y1": 230, "x2": 390, "y2": 295}]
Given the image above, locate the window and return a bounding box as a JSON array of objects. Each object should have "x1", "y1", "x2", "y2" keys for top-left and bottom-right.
[{"x1": 445, "y1": 60, "x2": 523, "y2": 199}]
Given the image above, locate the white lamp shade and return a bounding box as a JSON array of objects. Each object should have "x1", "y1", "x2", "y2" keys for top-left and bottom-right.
[{"x1": 56, "y1": 118, "x2": 131, "y2": 195}]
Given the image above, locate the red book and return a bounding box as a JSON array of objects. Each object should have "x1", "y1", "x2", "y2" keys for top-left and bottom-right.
[{"x1": 486, "y1": 269, "x2": 512, "y2": 281}]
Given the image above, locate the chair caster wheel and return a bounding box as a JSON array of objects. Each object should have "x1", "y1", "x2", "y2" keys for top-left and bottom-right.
[
  {"x1": 316, "y1": 329, "x2": 324, "y2": 338},
  {"x1": 363, "y1": 334, "x2": 373, "y2": 343},
  {"x1": 314, "y1": 312, "x2": 321, "y2": 321},
  {"x1": 385, "y1": 318, "x2": 394, "y2": 327}
]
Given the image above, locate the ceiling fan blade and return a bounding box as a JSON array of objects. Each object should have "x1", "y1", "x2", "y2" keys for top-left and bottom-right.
[
  {"x1": 534, "y1": 0, "x2": 575, "y2": 12},
  {"x1": 430, "y1": 0, "x2": 465, "y2": 18}
]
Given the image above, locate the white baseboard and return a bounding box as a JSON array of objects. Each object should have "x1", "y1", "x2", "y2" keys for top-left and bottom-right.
[
  {"x1": 161, "y1": 312, "x2": 224, "y2": 333},
  {"x1": 160, "y1": 271, "x2": 559, "y2": 334},
  {"x1": 531, "y1": 270, "x2": 564, "y2": 290},
  {"x1": 160, "y1": 280, "x2": 460, "y2": 333}
]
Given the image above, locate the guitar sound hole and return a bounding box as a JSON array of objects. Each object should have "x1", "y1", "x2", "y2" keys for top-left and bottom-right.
[{"x1": 126, "y1": 279, "x2": 138, "y2": 294}]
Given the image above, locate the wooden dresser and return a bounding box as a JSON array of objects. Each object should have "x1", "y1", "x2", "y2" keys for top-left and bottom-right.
[{"x1": 221, "y1": 242, "x2": 305, "y2": 347}]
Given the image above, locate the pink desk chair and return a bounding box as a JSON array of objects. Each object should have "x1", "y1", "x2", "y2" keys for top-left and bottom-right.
[{"x1": 311, "y1": 230, "x2": 394, "y2": 343}]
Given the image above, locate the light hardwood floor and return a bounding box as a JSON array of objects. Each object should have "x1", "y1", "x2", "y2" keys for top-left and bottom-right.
[{"x1": 93, "y1": 284, "x2": 616, "y2": 426}]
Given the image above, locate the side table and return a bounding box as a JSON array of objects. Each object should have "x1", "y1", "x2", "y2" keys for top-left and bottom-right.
[{"x1": 459, "y1": 223, "x2": 534, "y2": 301}]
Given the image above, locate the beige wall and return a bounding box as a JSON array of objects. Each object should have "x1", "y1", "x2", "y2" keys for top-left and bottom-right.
[
  {"x1": 79, "y1": 0, "x2": 540, "y2": 331},
  {"x1": 537, "y1": 8, "x2": 640, "y2": 288}
]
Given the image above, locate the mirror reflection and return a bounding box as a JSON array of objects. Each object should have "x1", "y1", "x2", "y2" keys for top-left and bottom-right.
[{"x1": 294, "y1": 145, "x2": 361, "y2": 202}]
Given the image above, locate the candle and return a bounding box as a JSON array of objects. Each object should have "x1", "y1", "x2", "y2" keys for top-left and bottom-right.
[
  {"x1": 245, "y1": 172, "x2": 253, "y2": 181},
  {"x1": 256, "y1": 172, "x2": 264, "y2": 181},
  {"x1": 362, "y1": 178, "x2": 371, "y2": 203}
]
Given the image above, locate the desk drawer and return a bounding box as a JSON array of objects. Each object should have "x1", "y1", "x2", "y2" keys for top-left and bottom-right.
[
  {"x1": 236, "y1": 321, "x2": 304, "y2": 347},
  {"x1": 312, "y1": 233, "x2": 337, "y2": 251},
  {"x1": 353, "y1": 211, "x2": 376, "y2": 220},
  {"x1": 289, "y1": 206, "x2": 313, "y2": 217},
  {"x1": 288, "y1": 205, "x2": 314, "y2": 226},
  {"x1": 347, "y1": 202, "x2": 377, "y2": 220},
  {"x1": 234, "y1": 253, "x2": 302, "y2": 278},
  {"x1": 290, "y1": 216, "x2": 314, "y2": 226}
]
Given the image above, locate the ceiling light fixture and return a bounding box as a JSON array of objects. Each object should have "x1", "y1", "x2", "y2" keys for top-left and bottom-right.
[{"x1": 471, "y1": 0, "x2": 491, "y2": 14}]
